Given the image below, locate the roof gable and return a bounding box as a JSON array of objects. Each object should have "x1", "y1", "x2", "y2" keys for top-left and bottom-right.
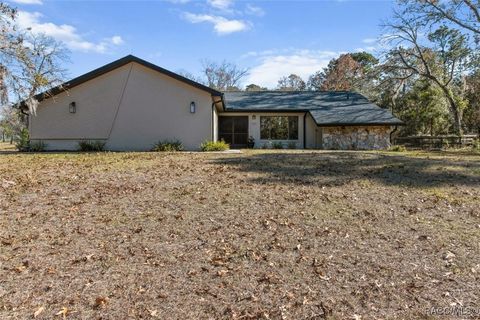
[{"x1": 29, "y1": 55, "x2": 222, "y2": 106}]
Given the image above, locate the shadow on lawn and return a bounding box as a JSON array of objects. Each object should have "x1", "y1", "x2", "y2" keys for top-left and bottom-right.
[{"x1": 213, "y1": 151, "x2": 480, "y2": 188}]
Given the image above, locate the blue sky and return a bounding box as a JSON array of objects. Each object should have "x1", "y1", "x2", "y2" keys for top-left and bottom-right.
[{"x1": 9, "y1": 0, "x2": 396, "y2": 89}]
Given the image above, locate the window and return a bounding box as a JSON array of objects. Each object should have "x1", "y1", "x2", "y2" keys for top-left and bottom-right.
[{"x1": 260, "y1": 116, "x2": 298, "y2": 140}]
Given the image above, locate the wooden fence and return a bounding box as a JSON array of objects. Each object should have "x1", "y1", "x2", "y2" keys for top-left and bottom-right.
[{"x1": 393, "y1": 135, "x2": 478, "y2": 149}]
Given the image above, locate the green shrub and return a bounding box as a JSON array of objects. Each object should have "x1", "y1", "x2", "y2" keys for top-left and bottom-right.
[
  {"x1": 272, "y1": 141, "x2": 284, "y2": 149},
  {"x1": 152, "y1": 139, "x2": 184, "y2": 152},
  {"x1": 30, "y1": 140, "x2": 47, "y2": 152},
  {"x1": 472, "y1": 139, "x2": 480, "y2": 152},
  {"x1": 200, "y1": 140, "x2": 229, "y2": 151},
  {"x1": 15, "y1": 128, "x2": 30, "y2": 152},
  {"x1": 262, "y1": 141, "x2": 271, "y2": 149},
  {"x1": 443, "y1": 140, "x2": 450, "y2": 149},
  {"x1": 389, "y1": 145, "x2": 407, "y2": 152},
  {"x1": 287, "y1": 141, "x2": 297, "y2": 149},
  {"x1": 77, "y1": 140, "x2": 106, "y2": 152},
  {"x1": 14, "y1": 129, "x2": 47, "y2": 152},
  {"x1": 247, "y1": 136, "x2": 255, "y2": 149}
]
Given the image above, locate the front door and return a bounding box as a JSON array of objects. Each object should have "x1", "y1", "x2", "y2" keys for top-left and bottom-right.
[{"x1": 219, "y1": 116, "x2": 249, "y2": 148}]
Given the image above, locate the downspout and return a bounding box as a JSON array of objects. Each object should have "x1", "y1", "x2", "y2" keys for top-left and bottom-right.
[
  {"x1": 390, "y1": 125, "x2": 398, "y2": 145},
  {"x1": 20, "y1": 109, "x2": 29, "y2": 130},
  {"x1": 211, "y1": 94, "x2": 223, "y2": 141},
  {"x1": 303, "y1": 112, "x2": 307, "y2": 149},
  {"x1": 211, "y1": 101, "x2": 215, "y2": 141}
]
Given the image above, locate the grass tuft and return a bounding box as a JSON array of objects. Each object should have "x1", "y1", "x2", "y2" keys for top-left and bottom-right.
[
  {"x1": 152, "y1": 139, "x2": 184, "y2": 152},
  {"x1": 78, "y1": 140, "x2": 106, "y2": 152},
  {"x1": 388, "y1": 145, "x2": 407, "y2": 152}
]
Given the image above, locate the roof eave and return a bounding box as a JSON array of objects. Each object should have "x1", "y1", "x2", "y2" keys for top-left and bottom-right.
[
  {"x1": 223, "y1": 108, "x2": 311, "y2": 113},
  {"x1": 222, "y1": 109, "x2": 404, "y2": 126},
  {"x1": 315, "y1": 121, "x2": 405, "y2": 127}
]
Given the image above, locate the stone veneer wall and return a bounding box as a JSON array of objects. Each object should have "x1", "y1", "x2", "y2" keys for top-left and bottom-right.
[{"x1": 322, "y1": 126, "x2": 392, "y2": 150}]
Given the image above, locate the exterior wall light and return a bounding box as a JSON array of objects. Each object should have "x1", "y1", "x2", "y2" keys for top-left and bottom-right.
[
  {"x1": 69, "y1": 102, "x2": 76, "y2": 113},
  {"x1": 190, "y1": 101, "x2": 196, "y2": 114}
]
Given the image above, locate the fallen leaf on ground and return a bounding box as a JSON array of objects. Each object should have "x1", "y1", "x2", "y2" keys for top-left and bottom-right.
[
  {"x1": 94, "y1": 296, "x2": 108, "y2": 309},
  {"x1": 56, "y1": 307, "x2": 68, "y2": 318},
  {"x1": 33, "y1": 306, "x2": 44, "y2": 318}
]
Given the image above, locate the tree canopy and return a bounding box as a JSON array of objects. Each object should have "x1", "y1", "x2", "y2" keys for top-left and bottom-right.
[
  {"x1": 277, "y1": 74, "x2": 306, "y2": 91},
  {"x1": 1, "y1": 3, "x2": 68, "y2": 115}
]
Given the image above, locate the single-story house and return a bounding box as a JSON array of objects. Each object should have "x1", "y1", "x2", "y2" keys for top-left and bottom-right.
[{"x1": 26, "y1": 55, "x2": 403, "y2": 151}]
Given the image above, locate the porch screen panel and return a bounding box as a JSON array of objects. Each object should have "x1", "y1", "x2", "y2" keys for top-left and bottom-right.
[
  {"x1": 219, "y1": 116, "x2": 248, "y2": 146},
  {"x1": 233, "y1": 117, "x2": 248, "y2": 145},
  {"x1": 219, "y1": 117, "x2": 233, "y2": 144}
]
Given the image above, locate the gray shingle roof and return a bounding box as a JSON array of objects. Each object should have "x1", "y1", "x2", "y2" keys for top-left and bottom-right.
[{"x1": 223, "y1": 91, "x2": 403, "y2": 126}]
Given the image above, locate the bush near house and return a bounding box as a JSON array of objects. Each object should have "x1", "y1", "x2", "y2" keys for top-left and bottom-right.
[
  {"x1": 152, "y1": 139, "x2": 184, "y2": 152},
  {"x1": 29, "y1": 140, "x2": 47, "y2": 152},
  {"x1": 200, "y1": 140, "x2": 229, "y2": 151},
  {"x1": 13, "y1": 129, "x2": 47, "y2": 152},
  {"x1": 388, "y1": 145, "x2": 407, "y2": 152},
  {"x1": 272, "y1": 141, "x2": 284, "y2": 149},
  {"x1": 473, "y1": 138, "x2": 480, "y2": 152},
  {"x1": 77, "y1": 140, "x2": 106, "y2": 152},
  {"x1": 15, "y1": 128, "x2": 30, "y2": 152}
]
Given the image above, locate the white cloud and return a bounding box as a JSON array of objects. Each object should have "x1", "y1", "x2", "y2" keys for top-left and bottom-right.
[
  {"x1": 245, "y1": 4, "x2": 265, "y2": 16},
  {"x1": 15, "y1": 11, "x2": 125, "y2": 53},
  {"x1": 354, "y1": 46, "x2": 378, "y2": 52},
  {"x1": 357, "y1": 37, "x2": 391, "y2": 52},
  {"x1": 207, "y1": 0, "x2": 233, "y2": 10},
  {"x1": 362, "y1": 38, "x2": 378, "y2": 44},
  {"x1": 245, "y1": 50, "x2": 341, "y2": 89},
  {"x1": 241, "y1": 49, "x2": 276, "y2": 59},
  {"x1": 10, "y1": 0, "x2": 43, "y2": 4},
  {"x1": 183, "y1": 12, "x2": 249, "y2": 35},
  {"x1": 110, "y1": 35, "x2": 124, "y2": 45}
]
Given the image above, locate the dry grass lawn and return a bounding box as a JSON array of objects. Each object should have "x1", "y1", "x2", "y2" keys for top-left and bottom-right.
[
  {"x1": 0, "y1": 147, "x2": 479, "y2": 319},
  {"x1": 0, "y1": 141, "x2": 16, "y2": 152}
]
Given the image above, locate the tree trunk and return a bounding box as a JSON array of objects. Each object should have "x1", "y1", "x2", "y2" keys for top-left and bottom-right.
[
  {"x1": 440, "y1": 86, "x2": 463, "y2": 135},
  {"x1": 447, "y1": 97, "x2": 462, "y2": 136}
]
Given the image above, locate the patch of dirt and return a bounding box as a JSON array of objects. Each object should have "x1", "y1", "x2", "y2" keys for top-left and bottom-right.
[{"x1": 0, "y1": 150, "x2": 479, "y2": 319}]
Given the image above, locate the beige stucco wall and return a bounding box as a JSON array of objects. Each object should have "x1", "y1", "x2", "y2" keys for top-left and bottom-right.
[
  {"x1": 217, "y1": 112, "x2": 306, "y2": 149},
  {"x1": 30, "y1": 62, "x2": 214, "y2": 151},
  {"x1": 30, "y1": 64, "x2": 131, "y2": 140},
  {"x1": 107, "y1": 63, "x2": 213, "y2": 150},
  {"x1": 321, "y1": 126, "x2": 392, "y2": 150}
]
